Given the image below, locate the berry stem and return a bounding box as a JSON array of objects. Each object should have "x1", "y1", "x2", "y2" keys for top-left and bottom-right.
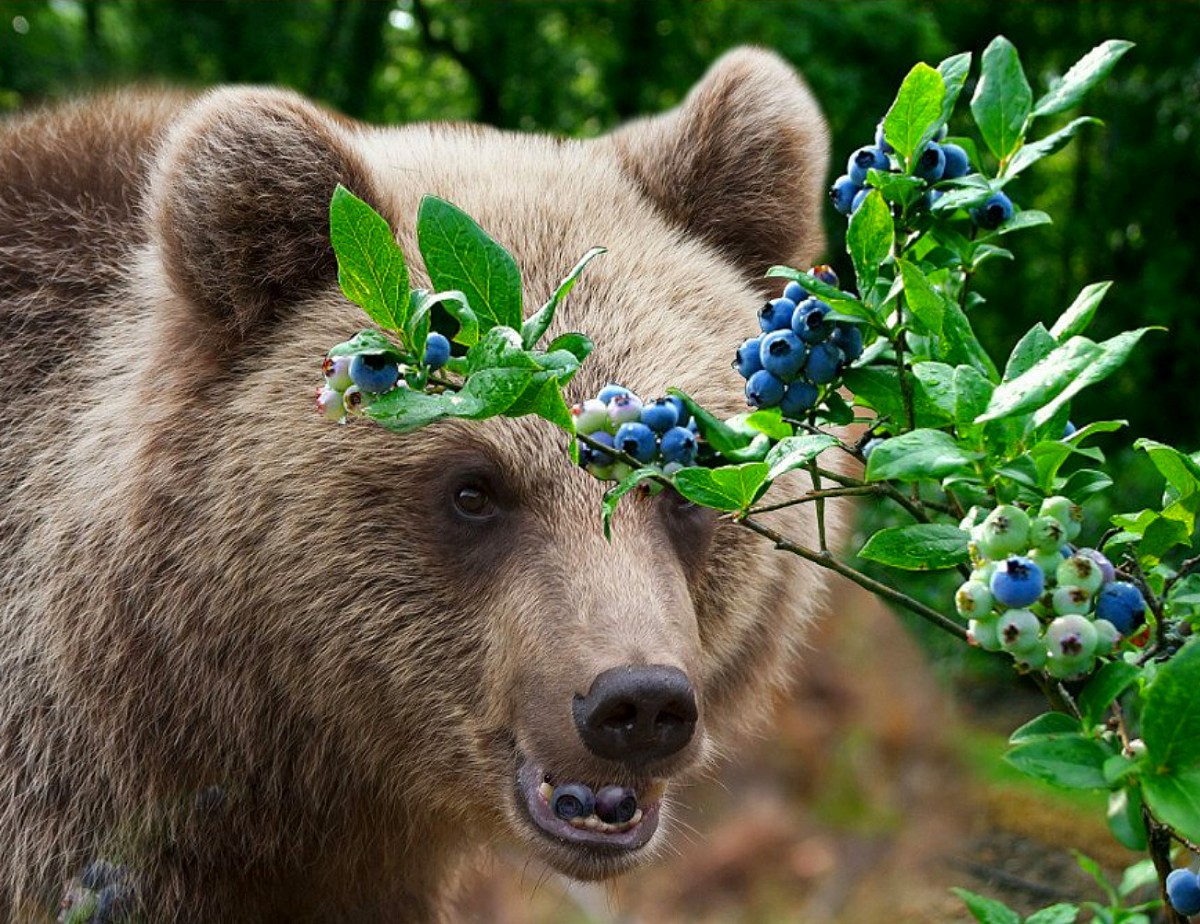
[
  {"x1": 1146, "y1": 809, "x2": 1192, "y2": 924},
  {"x1": 736, "y1": 515, "x2": 968, "y2": 641},
  {"x1": 809, "y1": 460, "x2": 829, "y2": 552},
  {"x1": 744, "y1": 483, "x2": 890, "y2": 516}
]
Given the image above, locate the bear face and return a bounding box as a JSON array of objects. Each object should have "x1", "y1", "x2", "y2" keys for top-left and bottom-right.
[{"x1": 0, "y1": 49, "x2": 829, "y2": 921}]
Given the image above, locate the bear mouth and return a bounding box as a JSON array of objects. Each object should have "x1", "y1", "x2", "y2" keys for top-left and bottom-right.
[{"x1": 514, "y1": 756, "x2": 666, "y2": 854}]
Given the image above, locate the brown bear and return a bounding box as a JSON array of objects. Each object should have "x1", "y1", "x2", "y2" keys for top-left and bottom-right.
[{"x1": 0, "y1": 48, "x2": 830, "y2": 923}]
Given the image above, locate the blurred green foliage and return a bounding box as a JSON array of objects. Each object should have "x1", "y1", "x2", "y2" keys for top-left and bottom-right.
[{"x1": 1, "y1": 0, "x2": 1197, "y2": 448}]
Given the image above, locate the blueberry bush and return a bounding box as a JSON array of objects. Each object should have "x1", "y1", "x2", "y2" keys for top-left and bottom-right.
[{"x1": 307, "y1": 36, "x2": 1200, "y2": 924}]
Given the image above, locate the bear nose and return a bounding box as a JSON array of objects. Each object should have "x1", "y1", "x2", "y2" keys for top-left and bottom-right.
[{"x1": 572, "y1": 665, "x2": 698, "y2": 765}]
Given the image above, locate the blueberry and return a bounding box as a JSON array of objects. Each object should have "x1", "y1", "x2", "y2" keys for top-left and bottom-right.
[
  {"x1": 1028, "y1": 516, "x2": 1066, "y2": 553},
  {"x1": 597, "y1": 383, "x2": 631, "y2": 403},
  {"x1": 745, "y1": 370, "x2": 785, "y2": 408},
  {"x1": 551, "y1": 782, "x2": 596, "y2": 821},
  {"x1": 1040, "y1": 495, "x2": 1084, "y2": 541},
  {"x1": 1045, "y1": 614, "x2": 1099, "y2": 665},
  {"x1": 583, "y1": 431, "x2": 615, "y2": 467},
  {"x1": 571, "y1": 398, "x2": 608, "y2": 434},
  {"x1": 734, "y1": 336, "x2": 764, "y2": 379},
  {"x1": 779, "y1": 381, "x2": 819, "y2": 418},
  {"x1": 608, "y1": 393, "x2": 644, "y2": 427},
  {"x1": 935, "y1": 122, "x2": 949, "y2": 141},
  {"x1": 615, "y1": 422, "x2": 657, "y2": 463},
  {"x1": 594, "y1": 785, "x2": 638, "y2": 824},
  {"x1": 1167, "y1": 869, "x2": 1200, "y2": 916},
  {"x1": 847, "y1": 145, "x2": 889, "y2": 185},
  {"x1": 940, "y1": 142, "x2": 971, "y2": 180},
  {"x1": 660, "y1": 426, "x2": 698, "y2": 466},
  {"x1": 640, "y1": 398, "x2": 679, "y2": 433},
  {"x1": 914, "y1": 142, "x2": 946, "y2": 182},
  {"x1": 321, "y1": 354, "x2": 353, "y2": 390},
  {"x1": 968, "y1": 617, "x2": 1002, "y2": 651},
  {"x1": 1056, "y1": 554, "x2": 1104, "y2": 596},
  {"x1": 874, "y1": 120, "x2": 894, "y2": 154},
  {"x1": 348, "y1": 352, "x2": 400, "y2": 394},
  {"x1": 810, "y1": 264, "x2": 839, "y2": 289},
  {"x1": 990, "y1": 556, "x2": 1045, "y2": 609},
  {"x1": 1093, "y1": 619, "x2": 1121, "y2": 655},
  {"x1": 861, "y1": 436, "x2": 885, "y2": 460},
  {"x1": 759, "y1": 330, "x2": 808, "y2": 381},
  {"x1": 972, "y1": 191, "x2": 1015, "y2": 230},
  {"x1": 1062, "y1": 420, "x2": 1078, "y2": 439},
  {"x1": 783, "y1": 281, "x2": 807, "y2": 303},
  {"x1": 998, "y1": 608, "x2": 1041, "y2": 653},
  {"x1": 423, "y1": 332, "x2": 451, "y2": 370},
  {"x1": 1095, "y1": 581, "x2": 1146, "y2": 634},
  {"x1": 1078, "y1": 548, "x2": 1115, "y2": 585},
  {"x1": 955, "y1": 580, "x2": 994, "y2": 619},
  {"x1": 664, "y1": 395, "x2": 691, "y2": 429},
  {"x1": 1052, "y1": 585, "x2": 1092, "y2": 617},
  {"x1": 758, "y1": 297, "x2": 797, "y2": 334},
  {"x1": 850, "y1": 188, "x2": 870, "y2": 214},
  {"x1": 316, "y1": 386, "x2": 345, "y2": 422},
  {"x1": 341, "y1": 385, "x2": 372, "y2": 415},
  {"x1": 830, "y1": 323, "x2": 863, "y2": 362},
  {"x1": 791, "y1": 298, "x2": 833, "y2": 344},
  {"x1": 977, "y1": 505, "x2": 1031, "y2": 559},
  {"x1": 830, "y1": 175, "x2": 860, "y2": 216},
  {"x1": 804, "y1": 342, "x2": 843, "y2": 385}
]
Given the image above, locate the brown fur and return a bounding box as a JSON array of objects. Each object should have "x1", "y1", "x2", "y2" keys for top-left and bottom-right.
[{"x1": 0, "y1": 49, "x2": 829, "y2": 922}]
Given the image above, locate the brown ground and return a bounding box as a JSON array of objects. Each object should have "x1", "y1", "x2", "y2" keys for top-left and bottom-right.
[{"x1": 454, "y1": 581, "x2": 1150, "y2": 923}]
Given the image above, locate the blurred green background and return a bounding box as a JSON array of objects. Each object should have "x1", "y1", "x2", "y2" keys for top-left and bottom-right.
[{"x1": 2, "y1": 0, "x2": 1196, "y2": 449}]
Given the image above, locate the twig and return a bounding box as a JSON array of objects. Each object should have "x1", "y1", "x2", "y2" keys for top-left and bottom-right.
[
  {"x1": 1146, "y1": 810, "x2": 1191, "y2": 924},
  {"x1": 743, "y1": 484, "x2": 885, "y2": 516}
]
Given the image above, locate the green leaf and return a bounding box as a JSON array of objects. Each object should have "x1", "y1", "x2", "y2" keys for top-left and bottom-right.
[
  {"x1": 932, "y1": 175, "x2": 998, "y2": 213},
  {"x1": 954, "y1": 365, "x2": 994, "y2": 425},
  {"x1": 899, "y1": 260, "x2": 945, "y2": 336},
  {"x1": 858, "y1": 524, "x2": 970, "y2": 570},
  {"x1": 1142, "y1": 766, "x2": 1200, "y2": 843},
  {"x1": 1025, "y1": 906, "x2": 1080, "y2": 924},
  {"x1": 937, "y1": 52, "x2": 973, "y2": 124},
  {"x1": 455, "y1": 366, "x2": 537, "y2": 418},
  {"x1": 975, "y1": 336, "x2": 1102, "y2": 423},
  {"x1": 329, "y1": 185, "x2": 410, "y2": 333},
  {"x1": 952, "y1": 888, "x2": 1021, "y2": 924},
  {"x1": 843, "y1": 366, "x2": 953, "y2": 429},
  {"x1": 326, "y1": 328, "x2": 403, "y2": 360},
  {"x1": 1033, "y1": 40, "x2": 1135, "y2": 119},
  {"x1": 466, "y1": 326, "x2": 539, "y2": 373},
  {"x1": 882, "y1": 62, "x2": 946, "y2": 161},
  {"x1": 864, "y1": 428, "x2": 982, "y2": 482},
  {"x1": 819, "y1": 391, "x2": 856, "y2": 426},
  {"x1": 407, "y1": 289, "x2": 477, "y2": 352},
  {"x1": 544, "y1": 332, "x2": 594, "y2": 366},
  {"x1": 1003, "y1": 323, "x2": 1058, "y2": 382},
  {"x1": 667, "y1": 389, "x2": 752, "y2": 456},
  {"x1": 1135, "y1": 439, "x2": 1200, "y2": 500},
  {"x1": 1058, "y1": 468, "x2": 1113, "y2": 501},
  {"x1": 866, "y1": 169, "x2": 926, "y2": 210},
  {"x1": 1107, "y1": 787, "x2": 1148, "y2": 851},
  {"x1": 846, "y1": 190, "x2": 893, "y2": 298},
  {"x1": 764, "y1": 434, "x2": 839, "y2": 482},
  {"x1": 1032, "y1": 328, "x2": 1158, "y2": 427},
  {"x1": 912, "y1": 362, "x2": 958, "y2": 419},
  {"x1": 1006, "y1": 117, "x2": 1101, "y2": 180},
  {"x1": 971, "y1": 36, "x2": 1033, "y2": 162},
  {"x1": 503, "y1": 373, "x2": 573, "y2": 431},
  {"x1": 1079, "y1": 661, "x2": 1141, "y2": 728},
  {"x1": 737, "y1": 409, "x2": 794, "y2": 442},
  {"x1": 672, "y1": 463, "x2": 769, "y2": 512},
  {"x1": 601, "y1": 468, "x2": 660, "y2": 541},
  {"x1": 940, "y1": 299, "x2": 1000, "y2": 380},
  {"x1": 766, "y1": 266, "x2": 860, "y2": 311},
  {"x1": 1141, "y1": 638, "x2": 1200, "y2": 770},
  {"x1": 521, "y1": 246, "x2": 606, "y2": 349},
  {"x1": 417, "y1": 195, "x2": 522, "y2": 333},
  {"x1": 365, "y1": 385, "x2": 463, "y2": 433},
  {"x1": 1049, "y1": 282, "x2": 1112, "y2": 341},
  {"x1": 991, "y1": 209, "x2": 1053, "y2": 235},
  {"x1": 1009, "y1": 712, "x2": 1083, "y2": 743},
  {"x1": 1004, "y1": 735, "x2": 1112, "y2": 790},
  {"x1": 1117, "y1": 858, "x2": 1158, "y2": 898}
]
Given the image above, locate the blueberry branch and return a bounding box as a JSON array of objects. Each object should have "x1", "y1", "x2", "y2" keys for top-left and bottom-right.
[{"x1": 1146, "y1": 810, "x2": 1192, "y2": 924}]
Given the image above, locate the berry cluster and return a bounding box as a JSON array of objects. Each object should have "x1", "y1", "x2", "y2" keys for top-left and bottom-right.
[
  {"x1": 541, "y1": 779, "x2": 642, "y2": 833},
  {"x1": 736, "y1": 265, "x2": 864, "y2": 416},
  {"x1": 830, "y1": 120, "x2": 1015, "y2": 230},
  {"x1": 316, "y1": 332, "x2": 452, "y2": 423},
  {"x1": 58, "y1": 860, "x2": 132, "y2": 924},
  {"x1": 955, "y1": 498, "x2": 1147, "y2": 679},
  {"x1": 572, "y1": 385, "x2": 699, "y2": 482},
  {"x1": 1167, "y1": 865, "x2": 1200, "y2": 917}
]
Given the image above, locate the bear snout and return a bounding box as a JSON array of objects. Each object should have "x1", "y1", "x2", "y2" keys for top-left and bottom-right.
[{"x1": 571, "y1": 664, "x2": 698, "y2": 767}]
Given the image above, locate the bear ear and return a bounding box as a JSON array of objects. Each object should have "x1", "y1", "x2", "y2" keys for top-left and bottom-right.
[
  {"x1": 608, "y1": 48, "x2": 830, "y2": 281},
  {"x1": 148, "y1": 87, "x2": 377, "y2": 344}
]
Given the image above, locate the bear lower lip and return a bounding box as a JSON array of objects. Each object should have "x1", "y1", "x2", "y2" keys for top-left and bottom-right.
[{"x1": 514, "y1": 758, "x2": 664, "y2": 852}]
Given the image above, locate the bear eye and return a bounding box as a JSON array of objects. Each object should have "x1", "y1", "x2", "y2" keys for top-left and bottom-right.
[{"x1": 451, "y1": 481, "x2": 498, "y2": 521}]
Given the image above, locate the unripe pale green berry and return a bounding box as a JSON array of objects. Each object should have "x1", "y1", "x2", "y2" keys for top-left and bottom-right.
[
  {"x1": 1028, "y1": 548, "x2": 1064, "y2": 579},
  {"x1": 1093, "y1": 618, "x2": 1121, "y2": 655},
  {"x1": 1040, "y1": 495, "x2": 1083, "y2": 541},
  {"x1": 1046, "y1": 614, "x2": 1099, "y2": 677},
  {"x1": 316, "y1": 386, "x2": 345, "y2": 422},
  {"x1": 342, "y1": 385, "x2": 373, "y2": 416},
  {"x1": 955, "y1": 580, "x2": 994, "y2": 618},
  {"x1": 1052, "y1": 585, "x2": 1093, "y2": 617},
  {"x1": 571, "y1": 398, "x2": 608, "y2": 434},
  {"x1": 1014, "y1": 644, "x2": 1048, "y2": 671},
  {"x1": 970, "y1": 561, "x2": 997, "y2": 584},
  {"x1": 977, "y1": 505, "x2": 1031, "y2": 559},
  {"x1": 968, "y1": 617, "x2": 1003, "y2": 651},
  {"x1": 1028, "y1": 516, "x2": 1067, "y2": 553},
  {"x1": 1057, "y1": 554, "x2": 1105, "y2": 595},
  {"x1": 998, "y1": 608, "x2": 1042, "y2": 653}
]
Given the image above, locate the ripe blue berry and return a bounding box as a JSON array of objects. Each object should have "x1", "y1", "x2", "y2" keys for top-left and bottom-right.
[
  {"x1": 850, "y1": 188, "x2": 869, "y2": 213},
  {"x1": 759, "y1": 297, "x2": 797, "y2": 333},
  {"x1": 640, "y1": 398, "x2": 679, "y2": 433},
  {"x1": 792, "y1": 298, "x2": 833, "y2": 344},
  {"x1": 862, "y1": 436, "x2": 885, "y2": 460},
  {"x1": 830, "y1": 323, "x2": 863, "y2": 362},
  {"x1": 1095, "y1": 581, "x2": 1146, "y2": 634},
  {"x1": 830, "y1": 175, "x2": 860, "y2": 215},
  {"x1": 608, "y1": 393, "x2": 644, "y2": 426},
  {"x1": 423, "y1": 332, "x2": 451, "y2": 369},
  {"x1": 848, "y1": 145, "x2": 889, "y2": 185},
  {"x1": 810, "y1": 264, "x2": 839, "y2": 288},
  {"x1": 804, "y1": 342, "x2": 843, "y2": 385},
  {"x1": 571, "y1": 398, "x2": 608, "y2": 434},
  {"x1": 734, "y1": 337, "x2": 764, "y2": 379},
  {"x1": 321, "y1": 354, "x2": 353, "y2": 390},
  {"x1": 660, "y1": 426, "x2": 697, "y2": 466},
  {"x1": 972, "y1": 191, "x2": 1015, "y2": 230},
  {"x1": 745, "y1": 370, "x2": 785, "y2": 408},
  {"x1": 552, "y1": 782, "x2": 596, "y2": 821},
  {"x1": 614, "y1": 422, "x2": 657, "y2": 463},
  {"x1": 780, "y1": 380, "x2": 819, "y2": 418},
  {"x1": 940, "y1": 142, "x2": 971, "y2": 180},
  {"x1": 759, "y1": 330, "x2": 808, "y2": 381},
  {"x1": 783, "y1": 281, "x2": 807, "y2": 303},
  {"x1": 594, "y1": 785, "x2": 638, "y2": 824},
  {"x1": 583, "y1": 431, "x2": 615, "y2": 467},
  {"x1": 1166, "y1": 868, "x2": 1200, "y2": 916},
  {"x1": 664, "y1": 395, "x2": 691, "y2": 429},
  {"x1": 990, "y1": 556, "x2": 1045, "y2": 609},
  {"x1": 349, "y1": 352, "x2": 400, "y2": 393},
  {"x1": 914, "y1": 142, "x2": 946, "y2": 182},
  {"x1": 597, "y1": 383, "x2": 631, "y2": 403}
]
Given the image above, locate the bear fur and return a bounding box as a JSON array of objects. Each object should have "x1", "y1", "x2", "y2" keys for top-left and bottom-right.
[{"x1": 0, "y1": 49, "x2": 829, "y2": 923}]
